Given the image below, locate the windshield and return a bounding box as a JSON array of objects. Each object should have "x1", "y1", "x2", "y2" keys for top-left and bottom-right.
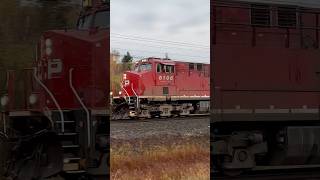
[
  {"x1": 78, "y1": 14, "x2": 93, "y2": 30},
  {"x1": 78, "y1": 10, "x2": 109, "y2": 30},
  {"x1": 94, "y1": 10, "x2": 110, "y2": 28},
  {"x1": 134, "y1": 64, "x2": 152, "y2": 72}
]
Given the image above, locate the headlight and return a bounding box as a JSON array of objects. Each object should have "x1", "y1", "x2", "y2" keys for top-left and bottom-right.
[
  {"x1": 45, "y1": 47, "x2": 52, "y2": 56},
  {"x1": 45, "y1": 38, "x2": 52, "y2": 47},
  {"x1": 45, "y1": 38, "x2": 52, "y2": 56},
  {"x1": 29, "y1": 94, "x2": 38, "y2": 105},
  {"x1": 0, "y1": 95, "x2": 9, "y2": 107}
]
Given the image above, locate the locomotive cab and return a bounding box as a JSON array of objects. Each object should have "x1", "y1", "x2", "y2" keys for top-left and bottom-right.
[{"x1": 120, "y1": 58, "x2": 176, "y2": 98}]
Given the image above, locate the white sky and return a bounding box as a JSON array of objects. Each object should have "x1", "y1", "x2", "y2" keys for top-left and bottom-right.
[{"x1": 111, "y1": 0, "x2": 210, "y2": 63}]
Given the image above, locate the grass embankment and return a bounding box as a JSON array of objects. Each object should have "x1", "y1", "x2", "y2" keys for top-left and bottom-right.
[{"x1": 111, "y1": 135, "x2": 210, "y2": 180}]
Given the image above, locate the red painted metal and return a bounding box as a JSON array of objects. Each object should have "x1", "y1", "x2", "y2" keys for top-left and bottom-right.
[
  {"x1": 5, "y1": 1, "x2": 109, "y2": 112},
  {"x1": 36, "y1": 29, "x2": 109, "y2": 110},
  {"x1": 121, "y1": 58, "x2": 210, "y2": 97},
  {"x1": 212, "y1": 0, "x2": 320, "y2": 111}
]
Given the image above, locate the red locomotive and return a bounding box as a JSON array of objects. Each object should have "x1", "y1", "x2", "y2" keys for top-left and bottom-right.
[
  {"x1": 0, "y1": 0, "x2": 109, "y2": 179},
  {"x1": 212, "y1": 0, "x2": 320, "y2": 175},
  {"x1": 113, "y1": 57, "x2": 210, "y2": 119}
]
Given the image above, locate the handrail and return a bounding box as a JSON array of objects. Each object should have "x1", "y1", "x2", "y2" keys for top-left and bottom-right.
[
  {"x1": 121, "y1": 84, "x2": 130, "y2": 103},
  {"x1": 69, "y1": 68, "x2": 91, "y2": 147},
  {"x1": 33, "y1": 67, "x2": 65, "y2": 132},
  {"x1": 131, "y1": 83, "x2": 139, "y2": 108}
]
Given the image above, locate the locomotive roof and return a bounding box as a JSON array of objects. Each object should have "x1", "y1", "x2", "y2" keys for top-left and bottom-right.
[
  {"x1": 228, "y1": 0, "x2": 320, "y2": 8},
  {"x1": 140, "y1": 58, "x2": 209, "y2": 65}
]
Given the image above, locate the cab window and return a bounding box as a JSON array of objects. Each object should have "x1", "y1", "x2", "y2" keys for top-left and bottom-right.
[
  {"x1": 189, "y1": 63, "x2": 194, "y2": 70},
  {"x1": 94, "y1": 10, "x2": 110, "y2": 28},
  {"x1": 157, "y1": 64, "x2": 174, "y2": 73},
  {"x1": 157, "y1": 64, "x2": 161, "y2": 73},
  {"x1": 135, "y1": 63, "x2": 152, "y2": 72},
  {"x1": 165, "y1": 65, "x2": 174, "y2": 73},
  {"x1": 197, "y1": 63, "x2": 203, "y2": 71},
  {"x1": 78, "y1": 15, "x2": 93, "y2": 30}
]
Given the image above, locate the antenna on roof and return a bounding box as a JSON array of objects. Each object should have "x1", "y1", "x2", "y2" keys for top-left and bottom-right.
[{"x1": 165, "y1": 53, "x2": 170, "y2": 60}]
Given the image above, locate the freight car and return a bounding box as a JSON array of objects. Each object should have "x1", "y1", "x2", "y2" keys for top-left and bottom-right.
[
  {"x1": 212, "y1": 0, "x2": 320, "y2": 176},
  {"x1": 112, "y1": 57, "x2": 210, "y2": 119},
  {"x1": 0, "y1": 0, "x2": 109, "y2": 179}
]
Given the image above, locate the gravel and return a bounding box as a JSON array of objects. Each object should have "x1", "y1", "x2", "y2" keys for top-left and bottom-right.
[{"x1": 110, "y1": 116, "x2": 210, "y2": 140}]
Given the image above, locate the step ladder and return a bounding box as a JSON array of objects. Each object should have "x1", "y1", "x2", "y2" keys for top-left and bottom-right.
[{"x1": 53, "y1": 111, "x2": 85, "y2": 175}]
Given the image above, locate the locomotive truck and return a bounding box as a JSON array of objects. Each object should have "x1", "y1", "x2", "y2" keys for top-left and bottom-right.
[
  {"x1": 0, "y1": 0, "x2": 109, "y2": 179},
  {"x1": 212, "y1": 0, "x2": 320, "y2": 176},
  {"x1": 112, "y1": 57, "x2": 210, "y2": 119}
]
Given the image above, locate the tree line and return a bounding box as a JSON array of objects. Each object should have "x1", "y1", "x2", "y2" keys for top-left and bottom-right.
[{"x1": 110, "y1": 50, "x2": 133, "y2": 95}]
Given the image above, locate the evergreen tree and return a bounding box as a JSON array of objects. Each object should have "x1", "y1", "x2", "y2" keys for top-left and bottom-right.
[
  {"x1": 121, "y1": 51, "x2": 133, "y2": 70},
  {"x1": 121, "y1": 51, "x2": 133, "y2": 63}
]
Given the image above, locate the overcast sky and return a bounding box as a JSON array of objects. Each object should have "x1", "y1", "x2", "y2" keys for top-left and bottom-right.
[{"x1": 111, "y1": 0, "x2": 210, "y2": 63}]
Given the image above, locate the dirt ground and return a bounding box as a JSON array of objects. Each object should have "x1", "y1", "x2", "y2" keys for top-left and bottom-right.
[{"x1": 110, "y1": 117, "x2": 210, "y2": 180}]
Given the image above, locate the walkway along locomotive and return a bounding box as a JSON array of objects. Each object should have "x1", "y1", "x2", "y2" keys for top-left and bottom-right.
[
  {"x1": 112, "y1": 57, "x2": 210, "y2": 119},
  {"x1": 0, "y1": 0, "x2": 109, "y2": 179},
  {"x1": 212, "y1": 0, "x2": 320, "y2": 175}
]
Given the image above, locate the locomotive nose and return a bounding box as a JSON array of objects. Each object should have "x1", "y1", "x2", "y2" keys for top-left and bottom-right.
[{"x1": 122, "y1": 73, "x2": 130, "y2": 86}]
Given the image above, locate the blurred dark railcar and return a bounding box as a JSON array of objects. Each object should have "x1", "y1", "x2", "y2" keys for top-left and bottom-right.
[
  {"x1": 0, "y1": 0, "x2": 109, "y2": 179},
  {"x1": 211, "y1": 0, "x2": 320, "y2": 175}
]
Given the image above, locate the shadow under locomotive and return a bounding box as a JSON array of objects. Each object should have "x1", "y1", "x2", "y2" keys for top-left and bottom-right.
[{"x1": 212, "y1": 0, "x2": 320, "y2": 176}]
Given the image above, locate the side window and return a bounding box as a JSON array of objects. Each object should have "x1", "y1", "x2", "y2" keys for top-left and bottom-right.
[
  {"x1": 278, "y1": 7, "x2": 296, "y2": 28},
  {"x1": 189, "y1": 63, "x2": 194, "y2": 70},
  {"x1": 165, "y1": 65, "x2": 170, "y2": 73},
  {"x1": 78, "y1": 15, "x2": 93, "y2": 30},
  {"x1": 161, "y1": 64, "x2": 165, "y2": 73},
  {"x1": 157, "y1": 64, "x2": 161, "y2": 73},
  {"x1": 197, "y1": 64, "x2": 203, "y2": 71},
  {"x1": 251, "y1": 4, "x2": 270, "y2": 26}
]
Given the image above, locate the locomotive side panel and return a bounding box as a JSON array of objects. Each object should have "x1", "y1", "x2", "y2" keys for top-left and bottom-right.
[
  {"x1": 213, "y1": 45, "x2": 320, "y2": 122},
  {"x1": 211, "y1": 0, "x2": 320, "y2": 174},
  {"x1": 212, "y1": 0, "x2": 320, "y2": 121}
]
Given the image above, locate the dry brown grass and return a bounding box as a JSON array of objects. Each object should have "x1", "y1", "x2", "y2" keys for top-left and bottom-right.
[{"x1": 110, "y1": 135, "x2": 210, "y2": 180}]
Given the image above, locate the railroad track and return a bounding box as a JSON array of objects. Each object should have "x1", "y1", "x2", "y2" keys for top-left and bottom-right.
[
  {"x1": 110, "y1": 113, "x2": 209, "y2": 122},
  {"x1": 111, "y1": 115, "x2": 210, "y2": 139}
]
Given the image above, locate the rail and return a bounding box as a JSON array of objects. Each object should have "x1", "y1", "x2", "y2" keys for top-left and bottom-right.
[
  {"x1": 69, "y1": 68, "x2": 91, "y2": 147},
  {"x1": 33, "y1": 67, "x2": 65, "y2": 132}
]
